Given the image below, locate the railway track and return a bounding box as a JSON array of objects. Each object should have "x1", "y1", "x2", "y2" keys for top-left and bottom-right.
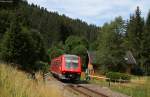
[
  {"x1": 64, "y1": 84, "x2": 109, "y2": 97},
  {"x1": 45, "y1": 73, "x2": 129, "y2": 97}
]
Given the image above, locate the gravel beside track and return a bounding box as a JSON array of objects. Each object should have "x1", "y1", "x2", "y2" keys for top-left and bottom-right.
[{"x1": 64, "y1": 84, "x2": 109, "y2": 97}]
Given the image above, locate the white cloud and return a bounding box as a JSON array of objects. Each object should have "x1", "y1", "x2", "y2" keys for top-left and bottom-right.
[{"x1": 27, "y1": 0, "x2": 150, "y2": 26}]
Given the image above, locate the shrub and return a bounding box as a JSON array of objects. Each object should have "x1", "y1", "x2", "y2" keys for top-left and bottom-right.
[
  {"x1": 35, "y1": 61, "x2": 49, "y2": 73},
  {"x1": 106, "y1": 72, "x2": 131, "y2": 82},
  {"x1": 131, "y1": 66, "x2": 144, "y2": 76}
]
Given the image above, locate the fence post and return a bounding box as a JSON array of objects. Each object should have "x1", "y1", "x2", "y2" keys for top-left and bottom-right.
[{"x1": 108, "y1": 78, "x2": 110, "y2": 87}]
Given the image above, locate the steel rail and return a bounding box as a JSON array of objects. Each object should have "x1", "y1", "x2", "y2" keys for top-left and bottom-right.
[
  {"x1": 76, "y1": 85, "x2": 109, "y2": 97},
  {"x1": 66, "y1": 84, "x2": 109, "y2": 97}
]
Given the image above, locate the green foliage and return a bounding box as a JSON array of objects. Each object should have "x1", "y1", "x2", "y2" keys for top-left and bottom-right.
[
  {"x1": 1, "y1": 18, "x2": 33, "y2": 65},
  {"x1": 97, "y1": 17, "x2": 126, "y2": 72},
  {"x1": 126, "y1": 6, "x2": 144, "y2": 66},
  {"x1": 143, "y1": 10, "x2": 150, "y2": 75},
  {"x1": 59, "y1": 21, "x2": 72, "y2": 43},
  {"x1": 65, "y1": 36, "x2": 88, "y2": 65},
  {"x1": 29, "y1": 29, "x2": 47, "y2": 61},
  {"x1": 125, "y1": 7, "x2": 150, "y2": 75},
  {"x1": 71, "y1": 45, "x2": 87, "y2": 55},
  {"x1": 48, "y1": 42, "x2": 65, "y2": 60},
  {"x1": 65, "y1": 35, "x2": 88, "y2": 52},
  {"x1": 106, "y1": 72, "x2": 131, "y2": 82},
  {"x1": 35, "y1": 61, "x2": 49, "y2": 73},
  {"x1": 95, "y1": 7, "x2": 150, "y2": 75},
  {"x1": 18, "y1": 1, "x2": 98, "y2": 48},
  {"x1": 0, "y1": 0, "x2": 98, "y2": 48},
  {"x1": 0, "y1": 10, "x2": 12, "y2": 39},
  {"x1": 0, "y1": 18, "x2": 47, "y2": 72}
]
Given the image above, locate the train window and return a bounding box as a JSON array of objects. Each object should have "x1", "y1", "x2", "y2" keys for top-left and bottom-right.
[{"x1": 65, "y1": 58, "x2": 78, "y2": 69}]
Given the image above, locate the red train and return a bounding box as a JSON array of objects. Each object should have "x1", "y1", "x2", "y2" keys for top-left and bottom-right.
[{"x1": 50, "y1": 54, "x2": 82, "y2": 80}]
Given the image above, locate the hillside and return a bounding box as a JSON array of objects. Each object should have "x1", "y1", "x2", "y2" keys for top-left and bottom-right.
[{"x1": 0, "y1": 1, "x2": 99, "y2": 48}]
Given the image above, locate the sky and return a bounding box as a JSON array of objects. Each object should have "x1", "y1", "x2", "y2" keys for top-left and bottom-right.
[{"x1": 27, "y1": 0, "x2": 150, "y2": 26}]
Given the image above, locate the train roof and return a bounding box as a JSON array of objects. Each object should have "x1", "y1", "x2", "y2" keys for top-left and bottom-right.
[
  {"x1": 51, "y1": 54, "x2": 79, "y2": 61},
  {"x1": 64, "y1": 54, "x2": 78, "y2": 57}
]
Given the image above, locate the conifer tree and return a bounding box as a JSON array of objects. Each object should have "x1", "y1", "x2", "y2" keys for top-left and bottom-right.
[
  {"x1": 1, "y1": 17, "x2": 34, "y2": 70},
  {"x1": 126, "y1": 6, "x2": 144, "y2": 67},
  {"x1": 143, "y1": 10, "x2": 150, "y2": 75},
  {"x1": 97, "y1": 17, "x2": 126, "y2": 72}
]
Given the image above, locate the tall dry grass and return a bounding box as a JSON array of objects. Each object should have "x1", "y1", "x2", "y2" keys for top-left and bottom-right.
[{"x1": 0, "y1": 64, "x2": 62, "y2": 97}]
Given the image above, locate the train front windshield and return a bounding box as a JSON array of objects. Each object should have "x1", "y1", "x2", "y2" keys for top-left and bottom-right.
[{"x1": 65, "y1": 55, "x2": 79, "y2": 69}]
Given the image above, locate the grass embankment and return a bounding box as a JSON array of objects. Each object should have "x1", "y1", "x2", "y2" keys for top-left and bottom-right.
[
  {"x1": 89, "y1": 76, "x2": 150, "y2": 97},
  {"x1": 0, "y1": 64, "x2": 62, "y2": 97}
]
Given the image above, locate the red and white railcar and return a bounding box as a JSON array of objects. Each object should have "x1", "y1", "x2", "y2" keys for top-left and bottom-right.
[{"x1": 50, "y1": 54, "x2": 81, "y2": 80}]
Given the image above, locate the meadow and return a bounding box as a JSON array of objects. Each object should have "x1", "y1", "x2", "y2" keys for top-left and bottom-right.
[
  {"x1": 0, "y1": 64, "x2": 62, "y2": 97},
  {"x1": 89, "y1": 75, "x2": 150, "y2": 97}
]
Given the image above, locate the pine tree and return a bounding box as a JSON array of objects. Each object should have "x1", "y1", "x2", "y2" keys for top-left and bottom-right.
[
  {"x1": 1, "y1": 18, "x2": 34, "y2": 69},
  {"x1": 126, "y1": 6, "x2": 144, "y2": 67},
  {"x1": 97, "y1": 17, "x2": 126, "y2": 72},
  {"x1": 60, "y1": 22, "x2": 72, "y2": 43},
  {"x1": 143, "y1": 10, "x2": 150, "y2": 75},
  {"x1": 29, "y1": 29, "x2": 47, "y2": 61}
]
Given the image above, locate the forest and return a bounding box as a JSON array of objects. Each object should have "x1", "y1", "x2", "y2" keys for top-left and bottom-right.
[{"x1": 0, "y1": 0, "x2": 150, "y2": 75}]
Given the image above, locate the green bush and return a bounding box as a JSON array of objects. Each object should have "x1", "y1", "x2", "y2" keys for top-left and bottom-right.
[
  {"x1": 106, "y1": 72, "x2": 131, "y2": 82},
  {"x1": 35, "y1": 61, "x2": 49, "y2": 73}
]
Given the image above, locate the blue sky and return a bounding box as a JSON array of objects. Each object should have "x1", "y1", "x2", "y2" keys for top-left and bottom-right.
[{"x1": 27, "y1": 0, "x2": 150, "y2": 26}]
